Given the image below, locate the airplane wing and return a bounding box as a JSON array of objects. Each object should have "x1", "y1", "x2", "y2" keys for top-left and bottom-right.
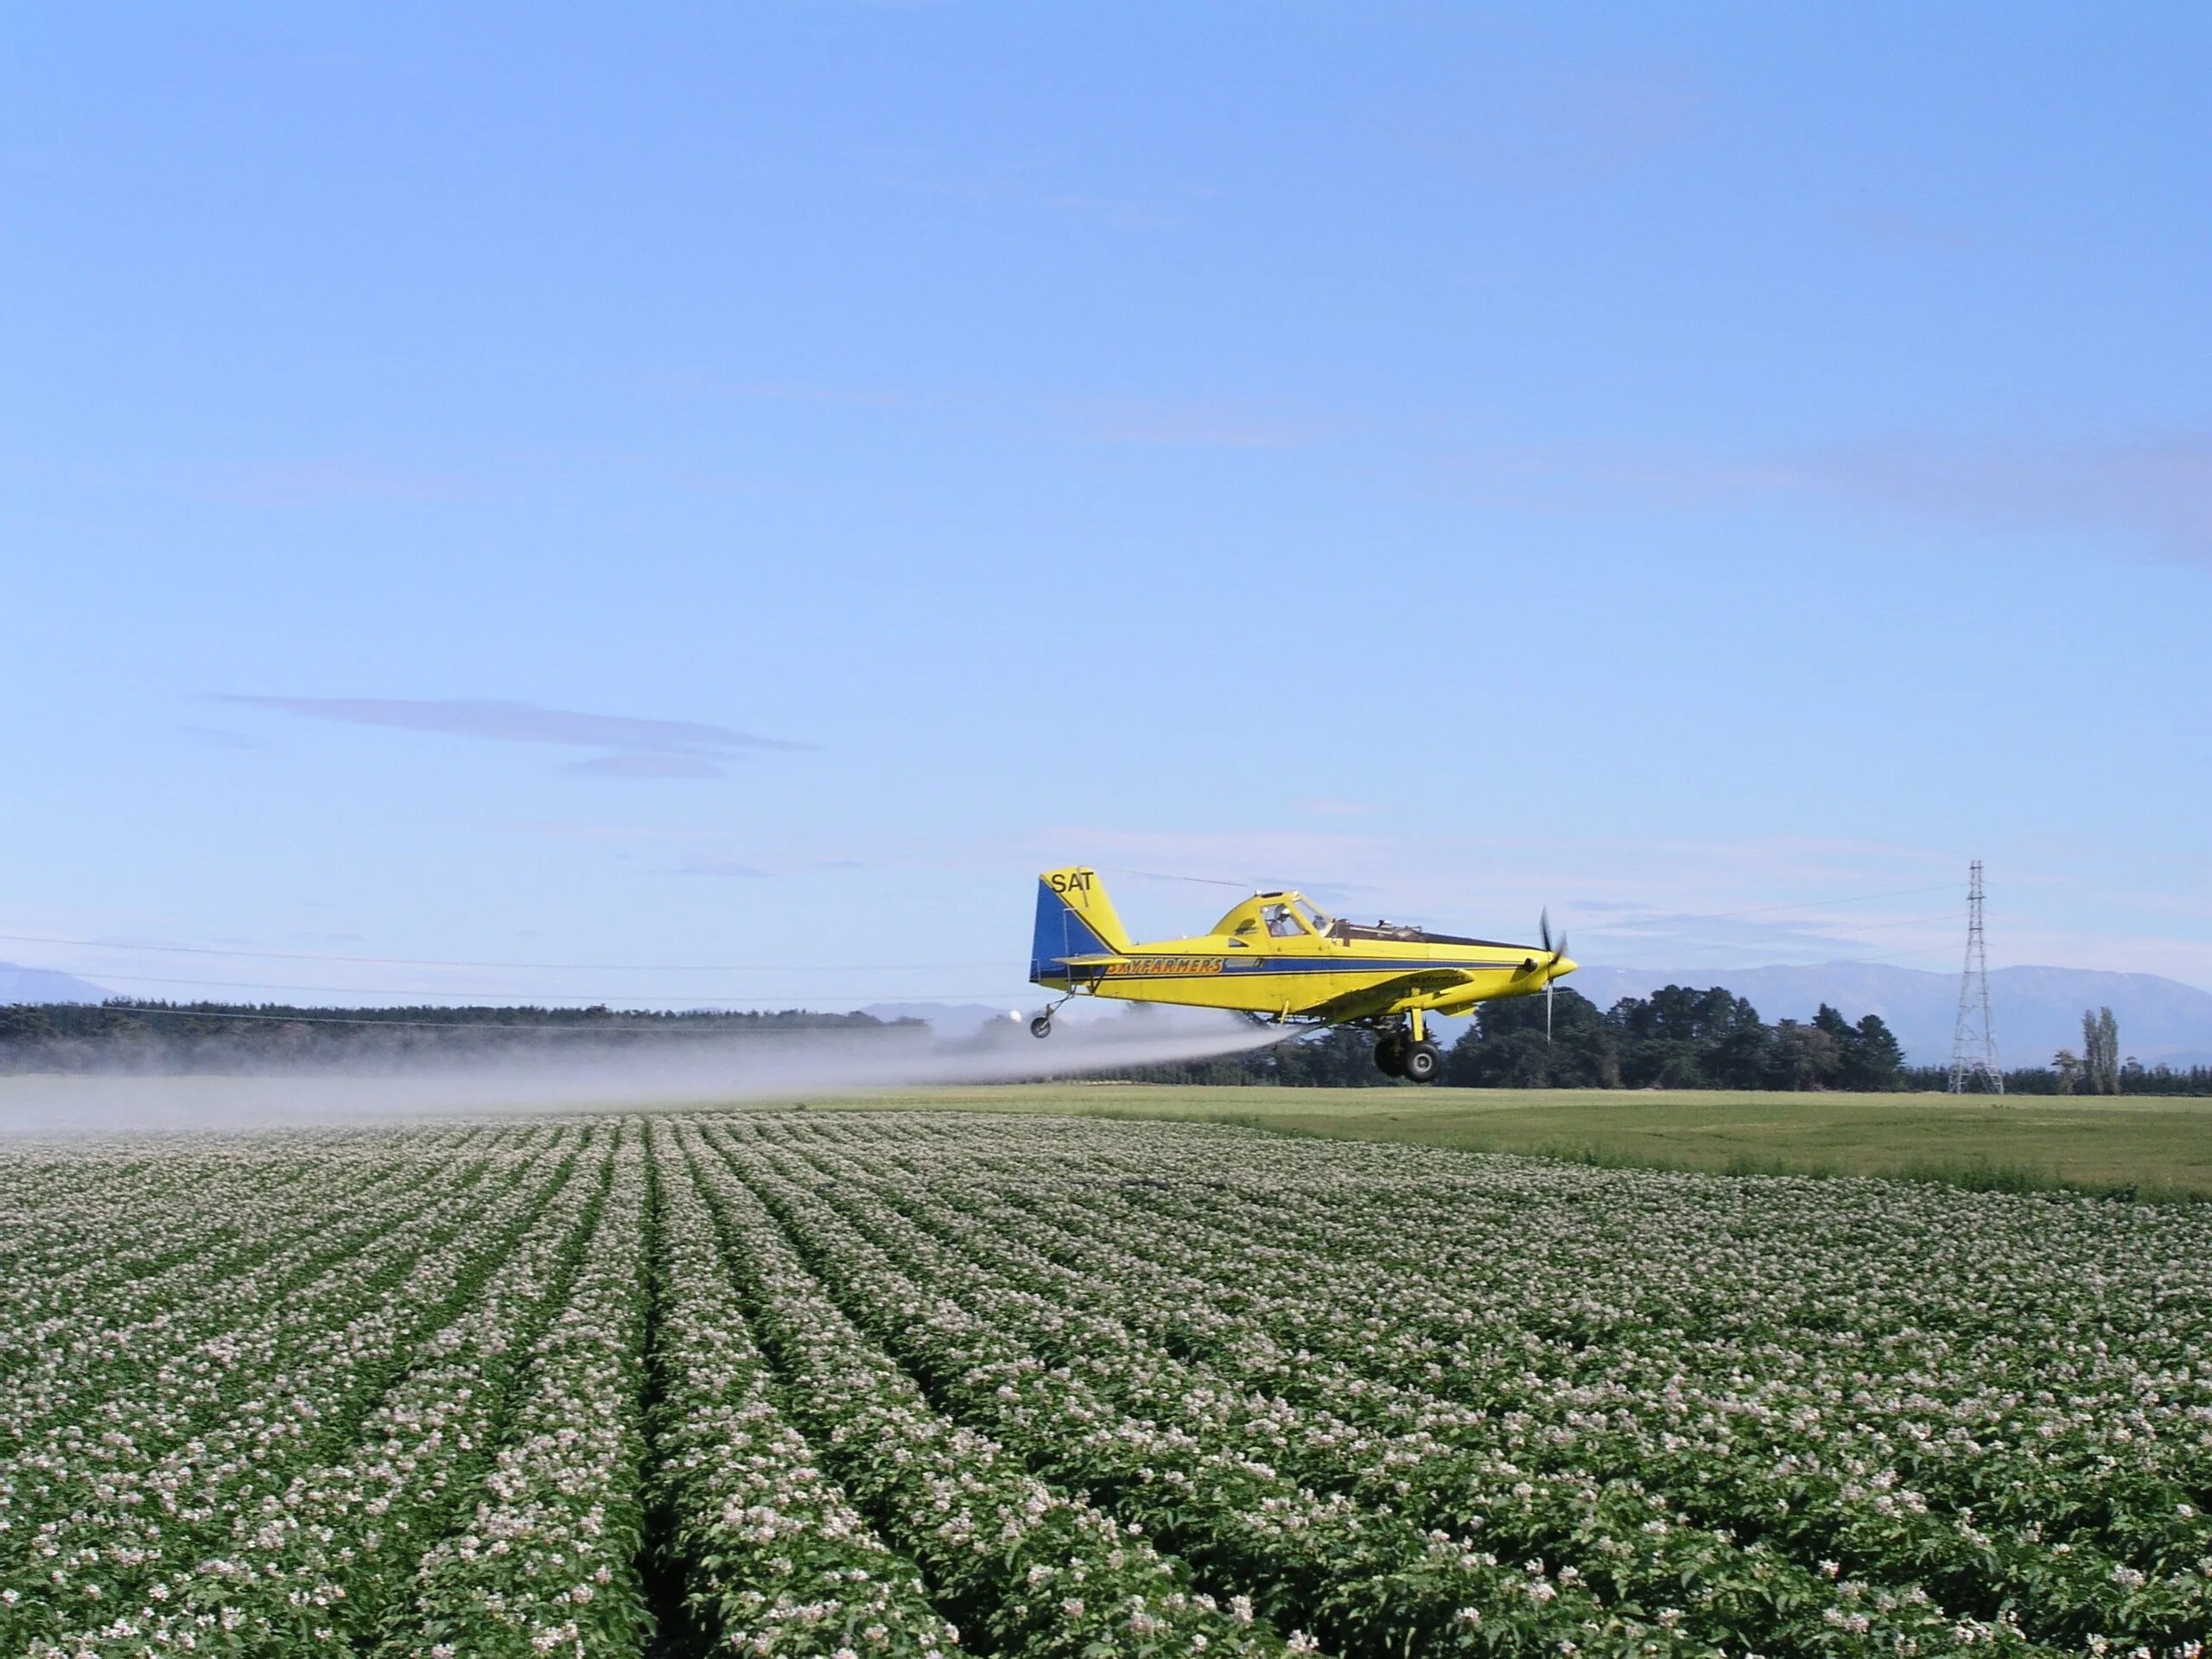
[{"x1": 1302, "y1": 969, "x2": 1484, "y2": 1026}]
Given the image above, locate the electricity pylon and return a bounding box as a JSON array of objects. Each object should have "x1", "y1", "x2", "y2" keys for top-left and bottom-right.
[{"x1": 1947, "y1": 859, "x2": 2002, "y2": 1093}]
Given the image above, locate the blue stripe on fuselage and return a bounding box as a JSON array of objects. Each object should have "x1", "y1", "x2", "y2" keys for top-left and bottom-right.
[{"x1": 1065, "y1": 957, "x2": 1529, "y2": 979}]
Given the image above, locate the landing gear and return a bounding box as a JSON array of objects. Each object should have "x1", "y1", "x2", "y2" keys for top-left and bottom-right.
[
  {"x1": 1028, "y1": 996, "x2": 1071, "y2": 1039},
  {"x1": 1373, "y1": 1011, "x2": 1442, "y2": 1084}
]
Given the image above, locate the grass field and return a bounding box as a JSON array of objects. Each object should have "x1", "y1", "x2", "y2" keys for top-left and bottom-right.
[
  {"x1": 7, "y1": 1074, "x2": 2208, "y2": 1198},
  {"x1": 809, "y1": 1084, "x2": 2212, "y2": 1198}
]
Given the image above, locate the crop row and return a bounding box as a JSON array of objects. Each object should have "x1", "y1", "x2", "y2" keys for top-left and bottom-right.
[
  {"x1": 647, "y1": 1122, "x2": 959, "y2": 1656},
  {"x1": 772, "y1": 1125, "x2": 2171, "y2": 1641},
  {"x1": 735, "y1": 1112, "x2": 2210, "y2": 1655},
  {"x1": 714, "y1": 1121, "x2": 2008, "y2": 1657},
  {"x1": 674, "y1": 1118, "x2": 1311, "y2": 1657},
  {"x1": 3, "y1": 1109, "x2": 2206, "y2": 1659},
  {"x1": 10, "y1": 1131, "x2": 593, "y2": 1653}
]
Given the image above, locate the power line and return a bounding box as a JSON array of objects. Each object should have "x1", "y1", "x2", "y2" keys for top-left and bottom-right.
[
  {"x1": 1646, "y1": 882, "x2": 1962, "y2": 923},
  {"x1": 1761, "y1": 943, "x2": 1960, "y2": 969},
  {"x1": 1577, "y1": 943, "x2": 1960, "y2": 975},
  {"x1": 1591, "y1": 911, "x2": 1960, "y2": 955},
  {"x1": 3, "y1": 881, "x2": 1960, "y2": 975},
  {"x1": 1096, "y1": 868, "x2": 1252, "y2": 889},
  {"x1": 52, "y1": 969, "x2": 1019, "y2": 1003}
]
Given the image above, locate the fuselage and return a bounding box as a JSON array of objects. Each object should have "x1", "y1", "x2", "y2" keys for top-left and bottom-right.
[{"x1": 1032, "y1": 884, "x2": 1575, "y2": 1024}]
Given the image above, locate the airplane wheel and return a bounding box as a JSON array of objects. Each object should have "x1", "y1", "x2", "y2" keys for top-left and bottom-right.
[
  {"x1": 1029, "y1": 1015, "x2": 1052, "y2": 1039},
  {"x1": 1373, "y1": 1035, "x2": 1407, "y2": 1077},
  {"x1": 1402, "y1": 1040, "x2": 1442, "y2": 1084}
]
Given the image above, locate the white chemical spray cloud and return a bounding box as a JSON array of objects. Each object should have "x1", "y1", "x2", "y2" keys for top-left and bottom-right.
[{"x1": 0, "y1": 1005, "x2": 1287, "y2": 1135}]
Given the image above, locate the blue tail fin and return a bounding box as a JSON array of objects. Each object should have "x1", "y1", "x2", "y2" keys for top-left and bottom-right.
[{"x1": 1029, "y1": 867, "x2": 1128, "y2": 982}]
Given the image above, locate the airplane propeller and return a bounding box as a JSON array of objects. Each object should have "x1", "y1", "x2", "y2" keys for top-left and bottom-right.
[{"x1": 1538, "y1": 909, "x2": 1568, "y2": 1043}]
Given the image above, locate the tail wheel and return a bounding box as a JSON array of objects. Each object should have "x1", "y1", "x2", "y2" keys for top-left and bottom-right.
[
  {"x1": 1373, "y1": 1035, "x2": 1407, "y2": 1077},
  {"x1": 1401, "y1": 1040, "x2": 1442, "y2": 1084},
  {"x1": 1029, "y1": 1015, "x2": 1053, "y2": 1039}
]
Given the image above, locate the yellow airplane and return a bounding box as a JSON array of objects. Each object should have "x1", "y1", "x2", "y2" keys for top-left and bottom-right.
[{"x1": 1027, "y1": 866, "x2": 1576, "y2": 1083}]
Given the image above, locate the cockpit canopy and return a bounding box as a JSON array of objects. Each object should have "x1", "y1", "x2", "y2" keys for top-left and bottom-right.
[
  {"x1": 1258, "y1": 898, "x2": 1323, "y2": 938},
  {"x1": 1210, "y1": 890, "x2": 1518, "y2": 950},
  {"x1": 1213, "y1": 892, "x2": 1332, "y2": 941}
]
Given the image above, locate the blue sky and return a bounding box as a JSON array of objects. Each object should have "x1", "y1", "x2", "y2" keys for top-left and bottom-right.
[{"x1": 4, "y1": 3, "x2": 2208, "y2": 1013}]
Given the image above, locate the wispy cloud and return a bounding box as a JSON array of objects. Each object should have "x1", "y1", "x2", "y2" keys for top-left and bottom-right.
[
  {"x1": 1812, "y1": 436, "x2": 2212, "y2": 563},
  {"x1": 857, "y1": 148, "x2": 1200, "y2": 232},
  {"x1": 1013, "y1": 824, "x2": 1966, "y2": 968},
  {"x1": 1050, "y1": 395, "x2": 1333, "y2": 451},
  {"x1": 1572, "y1": 906, "x2": 1950, "y2": 969},
  {"x1": 566, "y1": 753, "x2": 728, "y2": 779},
  {"x1": 204, "y1": 459, "x2": 478, "y2": 507},
  {"x1": 1296, "y1": 881, "x2": 1384, "y2": 907},
  {"x1": 1407, "y1": 64, "x2": 1707, "y2": 185},
  {"x1": 506, "y1": 823, "x2": 734, "y2": 843},
  {"x1": 675, "y1": 854, "x2": 772, "y2": 879},
  {"x1": 1834, "y1": 201, "x2": 1994, "y2": 256},
  {"x1": 174, "y1": 723, "x2": 266, "y2": 751},
  {"x1": 219, "y1": 696, "x2": 809, "y2": 779},
  {"x1": 1440, "y1": 433, "x2": 2212, "y2": 564},
  {"x1": 651, "y1": 368, "x2": 1338, "y2": 455},
  {"x1": 1033, "y1": 190, "x2": 1188, "y2": 232},
  {"x1": 1095, "y1": 826, "x2": 2127, "y2": 978},
  {"x1": 659, "y1": 378, "x2": 917, "y2": 410}
]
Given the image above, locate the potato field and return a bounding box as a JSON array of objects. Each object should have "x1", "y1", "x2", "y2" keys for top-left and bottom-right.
[{"x1": 3, "y1": 1112, "x2": 2208, "y2": 1658}]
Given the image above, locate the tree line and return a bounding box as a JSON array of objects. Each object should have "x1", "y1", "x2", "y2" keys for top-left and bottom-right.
[
  {"x1": 0, "y1": 1001, "x2": 917, "y2": 1073},
  {"x1": 2063, "y1": 1007, "x2": 2124, "y2": 1094},
  {"x1": 1116, "y1": 987, "x2": 2211, "y2": 1094},
  {"x1": 1893, "y1": 1007, "x2": 2212, "y2": 1096},
  {"x1": 1113, "y1": 986, "x2": 1906, "y2": 1090},
  {"x1": 7, "y1": 991, "x2": 2203, "y2": 1094}
]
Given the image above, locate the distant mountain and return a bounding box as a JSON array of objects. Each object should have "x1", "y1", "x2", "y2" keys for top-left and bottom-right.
[
  {"x1": 0, "y1": 962, "x2": 112, "y2": 1005},
  {"x1": 1570, "y1": 963, "x2": 2212, "y2": 1069}
]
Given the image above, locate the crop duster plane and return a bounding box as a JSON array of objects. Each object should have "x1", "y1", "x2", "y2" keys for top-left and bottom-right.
[{"x1": 1027, "y1": 867, "x2": 1576, "y2": 1083}]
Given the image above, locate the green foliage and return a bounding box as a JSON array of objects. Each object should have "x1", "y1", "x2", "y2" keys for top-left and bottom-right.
[
  {"x1": 1445, "y1": 987, "x2": 1616, "y2": 1087},
  {"x1": 1450, "y1": 988, "x2": 1909, "y2": 1092},
  {"x1": 0, "y1": 1000, "x2": 916, "y2": 1074},
  {"x1": 1116, "y1": 985, "x2": 1917, "y2": 1093},
  {"x1": 1901, "y1": 1058, "x2": 2212, "y2": 1096},
  {"x1": 2079, "y1": 1005, "x2": 2124, "y2": 1095}
]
